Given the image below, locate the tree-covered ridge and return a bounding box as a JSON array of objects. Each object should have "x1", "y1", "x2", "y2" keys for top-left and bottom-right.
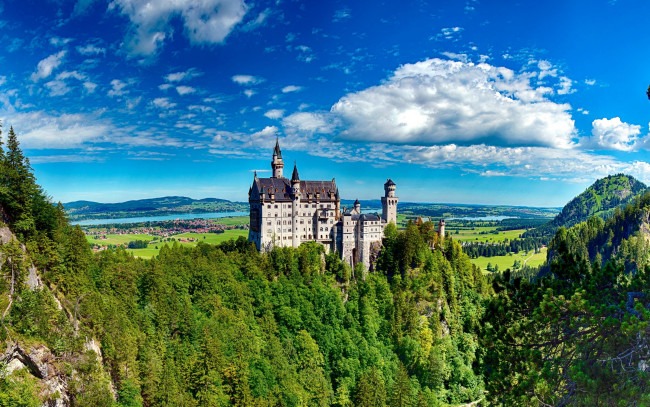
[
  {"x1": 64, "y1": 196, "x2": 248, "y2": 221},
  {"x1": 483, "y1": 192, "x2": 650, "y2": 405},
  {"x1": 4, "y1": 229, "x2": 490, "y2": 406},
  {"x1": 523, "y1": 174, "x2": 648, "y2": 241},
  {"x1": 0, "y1": 127, "x2": 491, "y2": 406}
]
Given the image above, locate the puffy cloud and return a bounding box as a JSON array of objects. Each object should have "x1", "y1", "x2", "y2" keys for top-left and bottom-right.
[
  {"x1": 108, "y1": 79, "x2": 131, "y2": 97},
  {"x1": 164, "y1": 68, "x2": 203, "y2": 82},
  {"x1": 45, "y1": 80, "x2": 70, "y2": 96},
  {"x1": 582, "y1": 117, "x2": 642, "y2": 151},
  {"x1": 110, "y1": 0, "x2": 248, "y2": 56},
  {"x1": 281, "y1": 85, "x2": 303, "y2": 93},
  {"x1": 151, "y1": 97, "x2": 177, "y2": 109},
  {"x1": 9, "y1": 112, "x2": 109, "y2": 149},
  {"x1": 176, "y1": 85, "x2": 196, "y2": 95},
  {"x1": 243, "y1": 89, "x2": 255, "y2": 98},
  {"x1": 264, "y1": 109, "x2": 284, "y2": 119},
  {"x1": 31, "y1": 51, "x2": 66, "y2": 82},
  {"x1": 327, "y1": 58, "x2": 576, "y2": 148},
  {"x1": 283, "y1": 112, "x2": 337, "y2": 135},
  {"x1": 232, "y1": 74, "x2": 264, "y2": 85}
]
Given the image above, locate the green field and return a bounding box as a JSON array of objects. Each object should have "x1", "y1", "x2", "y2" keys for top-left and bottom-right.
[
  {"x1": 470, "y1": 248, "x2": 547, "y2": 273},
  {"x1": 449, "y1": 227, "x2": 526, "y2": 243},
  {"x1": 89, "y1": 229, "x2": 249, "y2": 258}
]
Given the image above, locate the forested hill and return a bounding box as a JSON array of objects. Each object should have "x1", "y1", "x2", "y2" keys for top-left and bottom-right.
[
  {"x1": 1, "y1": 126, "x2": 491, "y2": 406},
  {"x1": 64, "y1": 196, "x2": 248, "y2": 221},
  {"x1": 523, "y1": 173, "x2": 647, "y2": 240},
  {"x1": 484, "y1": 190, "x2": 650, "y2": 405}
]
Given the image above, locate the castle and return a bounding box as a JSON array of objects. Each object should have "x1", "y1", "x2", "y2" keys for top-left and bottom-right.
[{"x1": 248, "y1": 141, "x2": 398, "y2": 268}]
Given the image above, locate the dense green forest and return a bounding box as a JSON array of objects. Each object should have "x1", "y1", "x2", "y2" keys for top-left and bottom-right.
[
  {"x1": 483, "y1": 191, "x2": 650, "y2": 405},
  {"x1": 0, "y1": 126, "x2": 490, "y2": 406},
  {"x1": 2, "y1": 124, "x2": 650, "y2": 406},
  {"x1": 522, "y1": 174, "x2": 648, "y2": 242}
]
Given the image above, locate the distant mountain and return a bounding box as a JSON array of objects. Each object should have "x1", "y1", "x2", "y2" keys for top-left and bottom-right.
[
  {"x1": 524, "y1": 174, "x2": 648, "y2": 240},
  {"x1": 64, "y1": 196, "x2": 248, "y2": 221}
]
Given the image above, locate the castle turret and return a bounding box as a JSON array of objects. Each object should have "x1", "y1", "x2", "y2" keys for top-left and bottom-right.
[
  {"x1": 335, "y1": 188, "x2": 341, "y2": 218},
  {"x1": 271, "y1": 139, "x2": 284, "y2": 178},
  {"x1": 290, "y1": 163, "x2": 301, "y2": 248},
  {"x1": 438, "y1": 219, "x2": 446, "y2": 237},
  {"x1": 381, "y1": 179, "x2": 398, "y2": 224}
]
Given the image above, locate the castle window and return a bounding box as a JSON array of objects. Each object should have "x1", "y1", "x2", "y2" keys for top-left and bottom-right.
[{"x1": 274, "y1": 205, "x2": 278, "y2": 208}]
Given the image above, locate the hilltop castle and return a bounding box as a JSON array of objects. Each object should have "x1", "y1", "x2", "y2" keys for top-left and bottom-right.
[{"x1": 248, "y1": 141, "x2": 398, "y2": 268}]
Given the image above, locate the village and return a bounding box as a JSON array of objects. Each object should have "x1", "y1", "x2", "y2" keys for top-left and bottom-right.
[{"x1": 83, "y1": 217, "x2": 249, "y2": 255}]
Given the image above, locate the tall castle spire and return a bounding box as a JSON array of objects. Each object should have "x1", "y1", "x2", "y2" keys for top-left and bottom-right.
[{"x1": 271, "y1": 138, "x2": 284, "y2": 178}]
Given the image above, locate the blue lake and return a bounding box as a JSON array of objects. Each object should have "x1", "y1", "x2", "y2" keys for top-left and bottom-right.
[{"x1": 72, "y1": 211, "x2": 249, "y2": 226}]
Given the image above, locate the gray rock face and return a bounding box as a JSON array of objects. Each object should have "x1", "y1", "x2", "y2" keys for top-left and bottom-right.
[{"x1": 2, "y1": 343, "x2": 70, "y2": 406}]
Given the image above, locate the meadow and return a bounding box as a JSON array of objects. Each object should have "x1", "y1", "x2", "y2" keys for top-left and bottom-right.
[
  {"x1": 88, "y1": 229, "x2": 249, "y2": 258},
  {"x1": 470, "y1": 248, "x2": 547, "y2": 273},
  {"x1": 448, "y1": 227, "x2": 526, "y2": 243}
]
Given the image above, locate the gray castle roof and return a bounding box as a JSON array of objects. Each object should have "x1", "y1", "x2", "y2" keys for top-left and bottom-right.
[
  {"x1": 384, "y1": 178, "x2": 395, "y2": 186},
  {"x1": 291, "y1": 164, "x2": 300, "y2": 181},
  {"x1": 273, "y1": 139, "x2": 282, "y2": 158},
  {"x1": 250, "y1": 177, "x2": 338, "y2": 202}
]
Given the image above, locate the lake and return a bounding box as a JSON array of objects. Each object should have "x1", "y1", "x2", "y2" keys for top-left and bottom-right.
[{"x1": 72, "y1": 211, "x2": 249, "y2": 226}]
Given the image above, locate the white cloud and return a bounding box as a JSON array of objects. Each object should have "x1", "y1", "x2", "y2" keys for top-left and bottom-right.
[
  {"x1": 582, "y1": 117, "x2": 641, "y2": 151},
  {"x1": 164, "y1": 68, "x2": 203, "y2": 82},
  {"x1": 31, "y1": 51, "x2": 66, "y2": 82},
  {"x1": 232, "y1": 74, "x2": 264, "y2": 85},
  {"x1": 324, "y1": 58, "x2": 576, "y2": 148},
  {"x1": 76, "y1": 44, "x2": 106, "y2": 55},
  {"x1": 282, "y1": 85, "x2": 303, "y2": 93},
  {"x1": 333, "y1": 7, "x2": 351, "y2": 22},
  {"x1": 264, "y1": 109, "x2": 284, "y2": 119},
  {"x1": 45, "y1": 80, "x2": 70, "y2": 96},
  {"x1": 151, "y1": 97, "x2": 177, "y2": 109},
  {"x1": 433, "y1": 26, "x2": 464, "y2": 41},
  {"x1": 110, "y1": 0, "x2": 248, "y2": 56},
  {"x1": 159, "y1": 83, "x2": 173, "y2": 91},
  {"x1": 283, "y1": 112, "x2": 337, "y2": 135},
  {"x1": 585, "y1": 78, "x2": 596, "y2": 86},
  {"x1": 83, "y1": 82, "x2": 98, "y2": 93},
  {"x1": 176, "y1": 85, "x2": 196, "y2": 95},
  {"x1": 243, "y1": 89, "x2": 255, "y2": 98},
  {"x1": 9, "y1": 111, "x2": 108, "y2": 149},
  {"x1": 557, "y1": 76, "x2": 574, "y2": 95},
  {"x1": 188, "y1": 105, "x2": 216, "y2": 113},
  {"x1": 50, "y1": 37, "x2": 72, "y2": 47},
  {"x1": 108, "y1": 79, "x2": 130, "y2": 97}
]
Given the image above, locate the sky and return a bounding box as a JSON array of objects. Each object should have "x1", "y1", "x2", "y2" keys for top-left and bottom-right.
[{"x1": 0, "y1": 0, "x2": 649, "y2": 207}]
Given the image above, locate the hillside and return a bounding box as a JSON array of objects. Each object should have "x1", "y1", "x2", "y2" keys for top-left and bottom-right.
[
  {"x1": 522, "y1": 174, "x2": 648, "y2": 240},
  {"x1": 484, "y1": 190, "x2": 650, "y2": 405},
  {"x1": 64, "y1": 196, "x2": 248, "y2": 221}
]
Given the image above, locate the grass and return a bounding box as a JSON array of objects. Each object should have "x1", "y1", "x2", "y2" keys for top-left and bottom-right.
[
  {"x1": 214, "y1": 216, "x2": 248, "y2": 226},
  {"x1": 470, "y1": 248, "x2": 547, "y2": 273},
  {"x1": 89, "y1": 229, "x2": 249, "y2": 259},
  {"x1": 449, "y1": 227, "x2": 525, "y2": 243}
]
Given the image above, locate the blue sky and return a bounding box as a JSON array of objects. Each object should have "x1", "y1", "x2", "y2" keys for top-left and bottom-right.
[{"x1": 0, "y1": 0, "x2": 649, "y2": 206}]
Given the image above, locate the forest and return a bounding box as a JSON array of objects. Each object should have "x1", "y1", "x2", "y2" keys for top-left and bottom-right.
[{"x1": 1, "y1": 124, "x2": 650, "y2": 406}]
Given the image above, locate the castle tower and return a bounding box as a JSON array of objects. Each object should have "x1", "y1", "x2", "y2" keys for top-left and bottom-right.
[
  {"x1": 271, "y1": 139, "x2": 284, "y2": 178},
  {"x1": 438, "y1": 219, "x2": 446, "y2": 237},
  {"x1": 290, "y1": 163, "x2": 301, "y2": 248},
  {"x1": 335, "y1": 188, "x2": 341, "y2": 218},
  {"x1": 381, "y1": 179, "x2": 398, "y2": 224}
]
